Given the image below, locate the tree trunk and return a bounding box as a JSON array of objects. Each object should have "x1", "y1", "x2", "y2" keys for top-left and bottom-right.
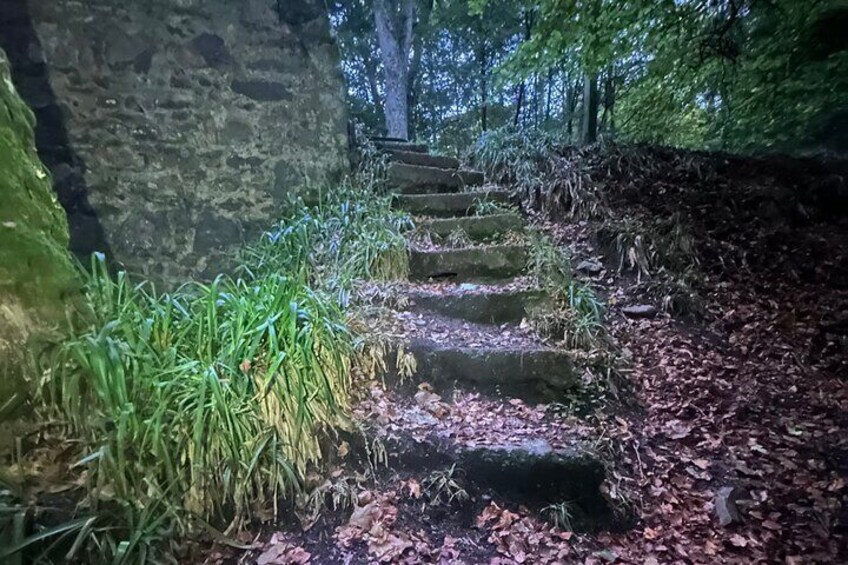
[
  {"x1": 514, "y1": 83, "x2": 525, "y2": 127},
  {"x1": 601, "y1": 66, "x2": 616, "y2": 134},
  {"x1": 406, "y1": 0, "x2": 434, "y2": 139},
  {"x1": 564, "y1": 76, "x2": 580, "y2": 141},
  {"x1": 478, "y1": 39, "x2": 488, "y2": 132},
  {"x1": 373, "y1": 0, "x2": 415, "y2": 140},
  {"x1": 564, "y1": 78, "x2": 573, "y2": 140},
  {"x1": 581, "y1": 71, "x2": 599, "y2": 144},
  {"x1": 513, "y1": 9, "x2": 534, "y2": 128}
]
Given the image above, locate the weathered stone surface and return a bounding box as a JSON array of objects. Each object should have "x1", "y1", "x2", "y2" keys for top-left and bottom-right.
[
  {"x1": 420, "y1": 213, "x2": 523, "y2": 241},
  {"x1": 0, "y1": 0, "x2": 348, "y2": 285},
  {"x1": 407, "y1": 288, "x2": 550, "y2": 324},
  {"x1": 576, "y1": 259, "x2": 604, "y2": 275},
  {"x1": 389, "y1": 162, "x2": 485, "y2": 194},
  {"x1": 409, "y1": 245, "x2": 528, "y2": 282},
  {"x1": 400, "y1": 341, "x2": 577, "y2": 401},
  {"x1": 387, "y1": 150, "x2": 459, "y2": 169},
  {"x1": 279, "y1": 0, "x2": 326, "y2": 25},
  {"x1": 231, "y1": 79, "x2": 292, "y2": 101},
  {"x1": 0, "y1": 47, "x2": 78, "y2": 408},
  {"x1": 622, "y1": 304, "x2": 658, "y2": 319},
  {"x1": 394, "y1": 191, "x2": 512, "y2": 217},
  {"x1": 189, "y1": 32, "x2": 231, "y2": 68},
  {"x1": 378, "y1": 431, "x2": 610, "y2": 526},
  {"x1": 375, "y1": 141, "x2": 429, "y2": 153},
  {"x1": 714, "y1": 486, "x2": 746, "y2": 526}
]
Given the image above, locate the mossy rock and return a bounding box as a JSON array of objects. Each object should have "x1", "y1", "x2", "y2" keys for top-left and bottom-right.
[{"x1": 0, "y1": 48, "x2": 79, "y2": 409}]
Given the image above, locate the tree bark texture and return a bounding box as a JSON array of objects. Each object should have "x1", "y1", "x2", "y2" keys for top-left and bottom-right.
[
  {"x1": 373, "y1": 0, "x2": 415, "y2": 139},
  {"x1": 582, "y1": 71, "x2": 599, "y2": 144}
]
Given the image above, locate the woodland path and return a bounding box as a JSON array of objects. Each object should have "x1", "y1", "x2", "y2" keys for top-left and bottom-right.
[{"x1": 357, "y1": 138, "x2": 615, "y2": 529}]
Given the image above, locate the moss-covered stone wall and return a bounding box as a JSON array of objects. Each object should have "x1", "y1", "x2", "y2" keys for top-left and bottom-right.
[
  {"x1": 0, "y1": 47, "x2": 78, "y2": 403},
  {"x1": 1, "y1": 0, "x2": 349, "y2": 284}
]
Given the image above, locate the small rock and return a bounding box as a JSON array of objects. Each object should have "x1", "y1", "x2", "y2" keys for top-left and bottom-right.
[
  {"x1": 576, "y1": 259, "x2": 604, "y2": 275},
  {"x1": 521, "y1": 438, "x2": 553, "y2": 457},
  {"x1": 622, "y1": 304, "x2": 658, "y2": 319},
  {"x1": 459, "y1": 283, "x2": 480, "y2": 291},
  {"x1": 714, "y1": 486, "x2": 745, "y2": 526}
]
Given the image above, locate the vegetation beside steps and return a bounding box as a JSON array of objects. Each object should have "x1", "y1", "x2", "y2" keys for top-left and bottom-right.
[{"x1": 0, "y1": 163, "x2": 412, "y2": 562}]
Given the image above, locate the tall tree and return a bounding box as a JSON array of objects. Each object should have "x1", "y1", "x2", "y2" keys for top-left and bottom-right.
[
  {"x1": 373, "y1": 0, "x2": 416, "y2": 139},
  {"x1": 581, "y1": 71, "x2": 599, "y2": 143}
]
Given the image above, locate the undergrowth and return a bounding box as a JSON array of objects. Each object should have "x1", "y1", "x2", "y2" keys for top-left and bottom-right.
[
  {"x1": 526, "y1": 229, "x2": 606, "y2": 351},
  {"x1": 474, "y1": 127, "x2": 706, "y2": 319},
  {"x1": 471, "y1": 126, "x2": 606, "y2": 219},
  {"x1": 470, "y1": 126, "x2": 559, "y2": 195},
  {"x1": 2, "y1": 167, "x2": 410, "y2": 562},
  {"x1": 598, "y1": 216, "x2": 704, "y2": 318}
]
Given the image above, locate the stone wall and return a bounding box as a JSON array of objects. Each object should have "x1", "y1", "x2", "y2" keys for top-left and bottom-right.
[
  {"x1": 0, "y1": 0, "x2": 348, "y2": 283},
  {"x1": 0, "y1": 46, "x2": 78, "y2": 405}
]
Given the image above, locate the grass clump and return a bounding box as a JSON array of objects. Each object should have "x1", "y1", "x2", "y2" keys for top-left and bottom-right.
[
  {"x1": 17, "y1": 179, "x2": 410, "y2": 561},
  {"x1": 470, "y1": 126, "x2": 558, "y2": 193},
  {"x1": 422, "y1": 465, "x2": 469, "y2": 507},
  {"x1": 541, "y1": 501, "x2": 576, "y2": 531},
  {"x1": 45, "y1": 257, "x2": 351, "y2": 550},
  {"x1": 525, "y1": 229, "x2": 606, "y2": 350}
]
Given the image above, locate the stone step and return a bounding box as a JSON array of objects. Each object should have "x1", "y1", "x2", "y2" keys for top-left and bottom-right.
[
  {"x1": 409, "y1": 244, "x2": 527, "y2": 282},
  {"x1": 375, "y1": 141, "x2": 429, "y2": 154},
  {"x1": 388, "y1": 163, "x2": 485, "y2": 194},
  {"x1": 358, "y1": 390, "x2": 612, "y2": 529},
  {"x1": 397, "y1": 340, "x2": 576, "y2": 402},
  {"x1": 370, "y1": 136, "x2": 409, "y2": 143},
  {"x1": 394, "y1": 191, "x2": 511, "y2": 218},
  {"x1": 419, "y1": 213, "x2": 523, "y2": 241},
  {"x1": 388, "y1": 150, "x2": 460, "y2": 170},
  {"x1": 407, "y1": 286, "x2": 550, "y2": 324}
]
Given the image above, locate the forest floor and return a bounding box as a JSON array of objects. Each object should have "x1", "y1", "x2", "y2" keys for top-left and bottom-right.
[{"x1": 203, "y1": 148, "x2": 847, "y2": 564}]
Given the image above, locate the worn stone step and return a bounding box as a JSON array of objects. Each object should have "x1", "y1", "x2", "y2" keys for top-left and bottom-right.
[
  {"x1": 353, "y1": 389, "x2": 616, "y2": 530},
  {"x1": 370, "y1": 136, "x2": 409, "y2": 143},
  {"x1": 409, "y1": 244, "x2": 527, "y2": 282},
  {"x1": 388, "y1": 150, "x2": 460, "y2": 169},
  {"x1": 407, "y1": 286, "x2": 550, "y2": 324},
  {"x1": 394, "y1": 191, "x2": 511, "y2": 218},
  {"x1": 375, "y1": 141, "x2": 429, "y2": 154},
  {"x1": 398, "y1": 340, "x2": 576, "y2": 401},
  {"x1": 389, "y1": 163, "x2": 485, "y2": 194},
  {"x1": 349, "y1": 386, "x2": 630, "y2": 532},
  {"x1": 419, "y1": 213, "x2": 523, "y2": 241}
]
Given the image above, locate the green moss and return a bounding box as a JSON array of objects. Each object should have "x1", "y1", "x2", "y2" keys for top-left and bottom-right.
[{"x1": 0, "y1": 48, "x2": 79, "y2": 403}]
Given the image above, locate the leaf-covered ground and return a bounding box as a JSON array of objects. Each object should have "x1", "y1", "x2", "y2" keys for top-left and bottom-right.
[{"x1": 204, "y1": 148, "x2": 847, "y2": 564}]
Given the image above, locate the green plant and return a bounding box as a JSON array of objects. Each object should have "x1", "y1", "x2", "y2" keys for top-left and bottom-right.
[
  {"x1": 529, "y1": 281, "x2": 606, "y2": 351},
  {"x1": 526, "y1": 229, "x2": 571, "y2": 289},
  {"x1": 471, "y1": 126, "x2": 559, "y2": 192},
  {"x1": 41, "y1": 255, "x2": 351, "y2": 560},
  {"x1": 422, "y1": 465, "x2": 469, "y2": 507},
  {"x1": 541, "y1": 501, "x2": 576, "y2": 531},
  {"x1": 524, "y1": 229, "x2": 609, "y2": 350},
  {"x1": 300, "y1": 474, "x2": 362, "y2": 526},
  {"x1": 30, "y1": 165, "x2": 411, "y2": 561},
  {"x1": 472, "y1": 196, "x2": 517, "y2": 217},
  {"x1": 246, "y1": 184, "x2": 411, "y2": 297},
  {"x1": 445, "y1": 228, "x2": 473, "y2": 249}
]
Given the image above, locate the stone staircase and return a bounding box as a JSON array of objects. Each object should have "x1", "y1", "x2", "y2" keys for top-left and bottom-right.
[{"x1": 361, "y1": 139, "x2": 614, "y2": 529}]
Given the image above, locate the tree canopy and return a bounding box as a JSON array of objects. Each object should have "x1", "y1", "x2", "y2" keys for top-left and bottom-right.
[{"x1": 330, "y1": 0, "x2": 848, "y2": 154}]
